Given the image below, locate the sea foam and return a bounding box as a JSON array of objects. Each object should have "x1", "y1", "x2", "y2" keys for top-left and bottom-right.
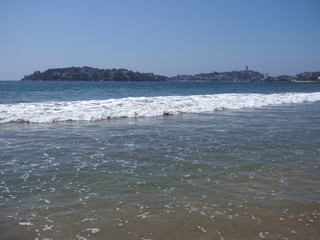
[{"x1": 1, "y1": 92, "x2": 319, "y2": 123}]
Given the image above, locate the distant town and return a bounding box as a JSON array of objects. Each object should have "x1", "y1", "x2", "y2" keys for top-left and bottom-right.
[{"x1": 21, "y1": 66, "x2": 320, "y2": 82}]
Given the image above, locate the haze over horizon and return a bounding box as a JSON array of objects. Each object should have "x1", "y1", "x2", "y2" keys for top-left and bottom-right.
[{"x1": 1, "y1": 0, "x2": 319, "y2": 80}]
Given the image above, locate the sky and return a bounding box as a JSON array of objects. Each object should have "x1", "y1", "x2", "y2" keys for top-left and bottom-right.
[{"x1": 0, "y1": 0, "x2": 319, "y2": 80}]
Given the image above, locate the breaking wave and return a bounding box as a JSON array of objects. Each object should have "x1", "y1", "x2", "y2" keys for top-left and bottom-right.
[{"x1": 1, "y1": 92, "x2": 320, "y2": 123}]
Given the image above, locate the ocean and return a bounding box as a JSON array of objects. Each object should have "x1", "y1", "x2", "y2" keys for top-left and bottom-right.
[{"x1": 0, "y1": 81, "x2": 319, "y2": 240}]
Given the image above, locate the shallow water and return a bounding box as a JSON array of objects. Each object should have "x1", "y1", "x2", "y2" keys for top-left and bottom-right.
[{"x1": 1, "y1": 99, "x2": 319, "y2": 239}]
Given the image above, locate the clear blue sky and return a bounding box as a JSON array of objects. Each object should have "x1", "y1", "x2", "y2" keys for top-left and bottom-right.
[{"x1": 1, "y1": 0, "x2": 319, "y2": 80}]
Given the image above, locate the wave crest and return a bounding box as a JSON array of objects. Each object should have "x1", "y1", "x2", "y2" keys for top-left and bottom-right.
[{"x1": 1, "y1": 92, "x2": 320, "y2": 123}]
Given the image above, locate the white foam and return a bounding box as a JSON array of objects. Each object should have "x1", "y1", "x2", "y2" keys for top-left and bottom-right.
[
  {"x1": 43, "y1": 224, "x2": 54, "y2": 231},
  {"x1": 19, "y1": 222, "x2": 33, "y2": 226},
  {"x1": 76, "y1": 236, "x2": 88, "y2": 240},
  {"x1": 1, "y1": 92, "x2": 320, "y2": 123},
  {"x1": 197, "y1": 226, "x2": 207, "y2": 233},
  {"x1": 85, "y1": 228, "x2": 100, "y2": 234}
]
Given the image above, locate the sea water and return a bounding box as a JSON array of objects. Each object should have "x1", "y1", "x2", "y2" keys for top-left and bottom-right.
[{"x1": 0, "y1": 81, "x2": 319, "y2": 239}]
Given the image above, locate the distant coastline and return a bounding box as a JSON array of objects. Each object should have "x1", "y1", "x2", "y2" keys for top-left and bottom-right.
[{"x1": 21, "y1": 66, "x2": 320, "y2": 82}]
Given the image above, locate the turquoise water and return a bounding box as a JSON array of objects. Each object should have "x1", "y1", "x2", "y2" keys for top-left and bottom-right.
[
  {"x1": 1, "y1": 81, "x2": 319, "y2": 104},
  {"x1": 0, "y1": 81, "x2": 320, "y2": 239}
]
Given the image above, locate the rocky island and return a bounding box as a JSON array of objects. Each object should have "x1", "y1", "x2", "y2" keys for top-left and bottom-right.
[
  {"x1": 21, "y1": 67, "x2": 168, "y2": 82},
  {"x1": 21, "y1": 66, "x2": 320, "y2": 82}
]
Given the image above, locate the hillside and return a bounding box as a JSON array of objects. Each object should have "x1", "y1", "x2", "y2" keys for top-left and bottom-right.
[{"x1": 22, "y1": 67, "x2": 320, "y2": 82}]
